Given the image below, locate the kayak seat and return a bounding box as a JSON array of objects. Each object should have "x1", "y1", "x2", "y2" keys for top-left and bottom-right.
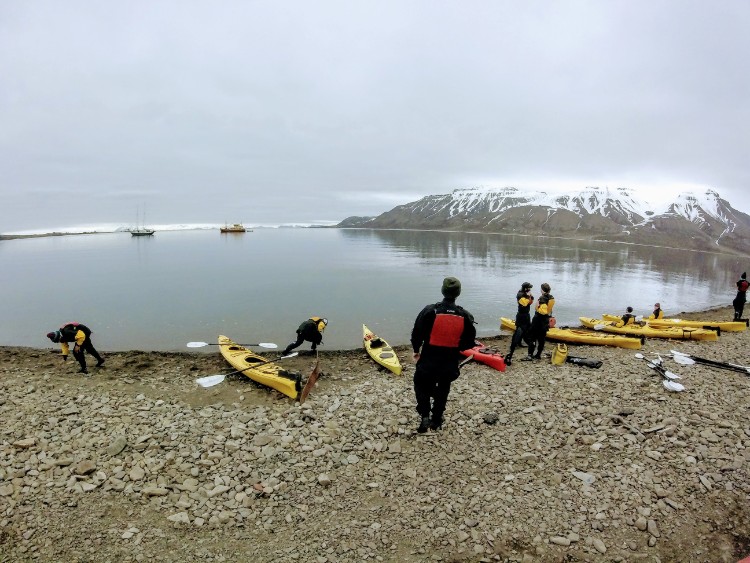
[
  {"x1": 379, "y1": 352, "x2": 394, "y2": 358},
  {"x1": 369, "y1": 338, "x2": 384, "y2": 348}
]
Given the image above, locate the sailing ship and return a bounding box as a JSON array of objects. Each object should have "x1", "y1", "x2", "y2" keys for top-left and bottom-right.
[{"x1": 131, "y1": 206, "x2": 155, "y2": 236}]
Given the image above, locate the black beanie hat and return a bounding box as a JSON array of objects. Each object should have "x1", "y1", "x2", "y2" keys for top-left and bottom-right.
[
  {"x1": 742, "y1": 272, "x2": 747, "y2": 279},
  {"x1": 47, "y1": 331, "x2": 61, "y2": 343},
  {"x1": 441, "y1": 277, "x2": 461, "y2": 298}
]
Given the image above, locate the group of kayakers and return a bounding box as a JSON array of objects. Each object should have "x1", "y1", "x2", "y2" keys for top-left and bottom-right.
[{"x1": 44, "y1": 269, "x2": 748, "y2": 434}]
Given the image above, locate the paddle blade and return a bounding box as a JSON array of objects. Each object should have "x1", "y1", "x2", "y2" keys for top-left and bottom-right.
[
  {"x1": 634, "y1": 353, "x2": 644, "y2": 359},
  {"x1": 196, "y1": 374, "x2": 226, "y2": 388},
  {"x1": 299, "y1": 358, "x2": 321, "y2": 405},
  {"x1": 663, "y1": 380, "x2": 685, "y2": 392},
  {"x1": 258, "y1": 342, "x2": 278, "y2": 349},
  {"x1": 187, "y1": 341, "x2": 208, "y2": 348},
  {"x1": 663, "y1": 371, "x2": 681, "y2": 380},
  {"x1": 459, "y1": 354, "x2": 475, "y2": 368},
  {"x1": 671, "y1": 354, "x2": 695, "y2": 365}
]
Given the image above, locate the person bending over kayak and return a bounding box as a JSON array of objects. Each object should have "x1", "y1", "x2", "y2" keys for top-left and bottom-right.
[
  {"x1": 46, "y1": 322, "x2": 104, "y2": 374},
  {"x1": 505, "y1": 281, "x2": 534, "y2": 366},
  {"x1": 649, "y1": 303, "x2": 664, "y2": 320},
  {"x1": 523, "y1": 282, "x2": 555, "y2": 361},
  {"x1": 620, "y1": 306, "x2": 636, "y2": 325},
  {"x1": 282, "y1": 317, "x2": 328, "y2": 355},
  {"x1": 734, "y1": 272, "x2": 748, "y2": 321},
  {"x1": 411, "y1": 277, "x2": 476, "y2": 433}
]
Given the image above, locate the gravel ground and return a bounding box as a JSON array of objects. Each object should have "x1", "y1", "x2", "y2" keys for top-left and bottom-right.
[{"x1": 1, "y1": 306, "x2": 749, "y2": 563}]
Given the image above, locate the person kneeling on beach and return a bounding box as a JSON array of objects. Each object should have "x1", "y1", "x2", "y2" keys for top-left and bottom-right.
[
  {"x1": 411, "y1": 277, "x2": 476, "y2": 433},
  {"x1": 46, "y1": 322, "x2": 104, "y2": 374},
  {"x1": 282, "y1": 317, "x2": 327, "y2": 355}
]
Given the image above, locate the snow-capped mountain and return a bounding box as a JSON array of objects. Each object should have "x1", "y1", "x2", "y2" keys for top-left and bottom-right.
[{"x1": 338, "y1": 187, "x2": 750, "y2": 254}]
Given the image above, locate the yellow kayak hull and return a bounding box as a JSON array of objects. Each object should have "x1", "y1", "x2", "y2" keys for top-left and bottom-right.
[
  {"x1": 648, "y1": 318, "x2": 745, "y2": 332},
  {"x1": 218, "y1": 335, "x2": 301, "y2": 399},
  {"x1": 580, "y1": 318, "x2": 719, "y2": 341},
  {"x1": 500, "y1": 317, "x2": 643, "y2": 349},
  {"x1": 602, "y1": 313, "x2": 745, "y2": 332},
  {"x1": 363, "y1": 324, "x2": 402, "y2": 375}
]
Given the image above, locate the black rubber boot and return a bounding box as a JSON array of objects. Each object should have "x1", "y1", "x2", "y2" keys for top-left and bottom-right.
[
  {"x1": 417, "y1": 416, "x2": 431, "y2": 433},
  {"x1": 505, "y1": 354, "x2": 512, "y2": 366},
  {"x1": 429, "y1": 417, "x2": 443, "y2": 431}
]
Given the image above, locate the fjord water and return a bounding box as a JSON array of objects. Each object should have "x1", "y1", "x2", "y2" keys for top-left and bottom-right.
[{"x1": 0, "y1": 228, "x2": 743, "y2": 352}]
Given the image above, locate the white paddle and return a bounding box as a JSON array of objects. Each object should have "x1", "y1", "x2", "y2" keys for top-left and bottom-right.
[
  {"x1": 187, "y1": 341, "x2": 278, "y2": 349},
  {"x1": 634, "y1": 353, "x2": 685, "y2": 390},
  {"x1": 195, "y1": 352, "x2": 299, "y2": 388}
]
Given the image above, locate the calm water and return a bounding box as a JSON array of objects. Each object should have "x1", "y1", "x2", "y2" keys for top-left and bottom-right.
[{"x1": 0, "y1": 228, "x2": 744, "y2": 352}]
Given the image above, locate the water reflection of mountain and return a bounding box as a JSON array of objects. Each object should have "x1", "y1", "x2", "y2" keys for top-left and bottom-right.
[{"x1": 339, "y1": 228, "x2": 739, "y2": 286}]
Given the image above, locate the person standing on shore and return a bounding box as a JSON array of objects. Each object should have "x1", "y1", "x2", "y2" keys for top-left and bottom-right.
[
  {"x1": 734, "y1": 272, "x2": 749, "y2": 320},
  {"x1": 505, "y1": 282, "x2": 534, "y2": 366},
  {"x1": 649, "y1": 303, "x2": 664, "y2": 320},
  {"x1": 46, "y1": 322, "x2": 104, "y2": 374},
  {"x1": 411, "y1": 277, "x2": 476, "y2": 433},
  {"x1": 281, "y1": 317, "x2": 327, "y2": 355},
  {"x1": 523, "y1": 282, "x2": 555, "y2": 361}
]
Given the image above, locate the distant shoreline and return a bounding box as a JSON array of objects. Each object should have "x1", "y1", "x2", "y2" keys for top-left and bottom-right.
[{"x1": 0, "y1": 231, "x2": 107, "y2": 241}]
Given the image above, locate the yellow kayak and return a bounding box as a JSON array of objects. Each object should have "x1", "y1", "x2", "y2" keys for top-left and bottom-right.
[
  {"x1": 500, "y1": 317, "x2": 643, "y2": 349},
  {"x1": 218, "y1": 335, "x2": 301, "y2": 399},
  {"x1": 580, "y1": 317, "x2": 719, "y2": 341},
  {"x1": 363, "y1": 324, "x2": 402, "y2": 375},
  {"x1": 602, "y1": 313, "x2": 745, "y2": 332}
]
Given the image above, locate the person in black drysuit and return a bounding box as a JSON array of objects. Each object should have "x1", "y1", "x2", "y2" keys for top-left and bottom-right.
[
  {"x1": 523, "y1": 282, "x2": 555, "y2": 361},
  {"x1": 46, "y1": 322, "x2": 104, "y2": 374},
  {"x1": 411, "y1": 277, "x2": 476, "y2": 433},
  {"x1": 505, "y1": 282, "x2": 534, "y2": 366},
  {"x1": 621, "y1": 306, "x2": 636, "y2": 325},
  {"x1": 282, "y1": 317, "x2": 327, "y2": 355},
  {"x1": 734, "y1": 272, "x2": 749, "y2": 321}
]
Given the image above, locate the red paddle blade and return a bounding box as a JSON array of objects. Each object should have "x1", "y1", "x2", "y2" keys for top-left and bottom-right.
[{"x1": 299, "y1": 357, "x2": 321, "y2": 404}]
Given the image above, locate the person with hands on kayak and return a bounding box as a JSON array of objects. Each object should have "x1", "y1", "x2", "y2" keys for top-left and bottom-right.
[
  {"x1": 46, "y1": 322, "x2": 104, "y2": 374},
  {"x1": 620, "y1": 306, "x2": 636, "y2": 325},
  {"x1": 411, "y1": 277, "x2": 476, "y2": 433},
  {"x1": 505, "y1": 281, "x2": 534, "y2": 366},
  {"x1": 282, "y1": 316, "x2": 328, "y2": 355}
]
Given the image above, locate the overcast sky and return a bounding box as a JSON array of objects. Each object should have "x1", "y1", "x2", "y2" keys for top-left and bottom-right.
[{"x1": 1, "y1": 1, "x2": 749, "y2": 232}]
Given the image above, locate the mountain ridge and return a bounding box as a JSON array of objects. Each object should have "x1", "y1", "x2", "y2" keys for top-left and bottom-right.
[{"x1": 337, "y1": 187, "x2": 750, "y2": 256}]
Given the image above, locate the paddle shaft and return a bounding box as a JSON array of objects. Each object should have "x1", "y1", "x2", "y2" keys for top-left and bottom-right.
[
  {"x1": 187, "y1": 341, "x2": 277, "y2": 349},
  {"x1": 678, "y1": 354, "x2": 750, "y2": 375}
]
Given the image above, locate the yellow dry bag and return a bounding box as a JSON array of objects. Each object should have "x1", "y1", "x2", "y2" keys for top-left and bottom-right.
[{"x1": 551, "y1": 343, "x2": 568, "y2": 365}]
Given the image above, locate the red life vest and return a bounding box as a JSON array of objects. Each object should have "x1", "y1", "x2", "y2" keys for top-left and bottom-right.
[{"x1": 428, "y1": 313, "x2": 464, "y2": 348}]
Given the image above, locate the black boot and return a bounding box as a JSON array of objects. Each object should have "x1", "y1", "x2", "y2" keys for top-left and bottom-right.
[
  {"x1": 429, "y1": 416, "x2": 443, "y2": 431},
  {"x1": 417, "y1": 416, "x2": 430, "y2": 433},
  {"x1": 505, "y1": 354, "x2": 512, "y2": 366}
]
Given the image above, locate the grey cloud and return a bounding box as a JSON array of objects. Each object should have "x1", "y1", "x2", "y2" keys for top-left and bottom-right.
[{"x1": 1, "y1": 0, "x2": 749, "y2": 232}]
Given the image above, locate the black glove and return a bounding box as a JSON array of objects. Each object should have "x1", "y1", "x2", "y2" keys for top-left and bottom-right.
[{"x1": 62, "y1": 355, "x2": 67, "y2": 362}]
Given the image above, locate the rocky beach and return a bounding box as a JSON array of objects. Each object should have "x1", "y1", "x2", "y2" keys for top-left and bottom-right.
[{"x1": 1, "y1": 306, "x2": 749, "y2": 562}]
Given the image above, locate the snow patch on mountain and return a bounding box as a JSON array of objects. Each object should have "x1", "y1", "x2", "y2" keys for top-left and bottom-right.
[{"x1": 442, "y1": 186, "x2": 734, "y2": 229}]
